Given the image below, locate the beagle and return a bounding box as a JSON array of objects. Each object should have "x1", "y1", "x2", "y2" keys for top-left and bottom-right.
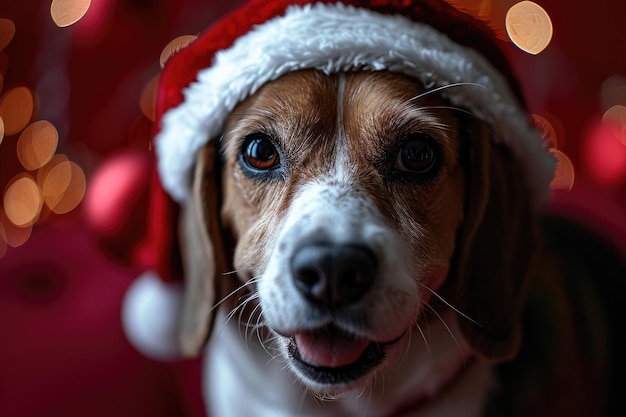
[
  {"x1": 118, "y1": 1, "x2": 615, "y2": 416},
  {"x1": 181, "y1": 69, "x2": 535, "y2": 416}
]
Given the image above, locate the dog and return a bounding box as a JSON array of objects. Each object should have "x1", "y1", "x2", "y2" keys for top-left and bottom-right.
[
  {"x1": 112, "y1": 2, "x2": 621, "y2": 416},
  {"x1": 166, "y1": 68, "x2": 610, "y2": 416}
]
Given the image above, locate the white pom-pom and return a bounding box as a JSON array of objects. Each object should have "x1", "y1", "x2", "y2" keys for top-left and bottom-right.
[{"x1": 122, "y1": 271, "x2": 183, "y2": 360}]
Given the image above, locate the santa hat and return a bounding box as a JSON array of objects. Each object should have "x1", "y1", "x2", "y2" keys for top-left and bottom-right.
[{"x1": 120, "y1": 0, "x2": 556, "y2": 360}]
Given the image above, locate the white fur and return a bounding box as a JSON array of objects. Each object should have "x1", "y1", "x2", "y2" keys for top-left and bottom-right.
[
  {"x1": 155, "y1": 2, "x2": 555, "y2": 206},
  {"x1": 259, "y1": 177, "x2": 417, "y2": 345},
  {"x1": 205, "y1": 309, "x2": 494, "y2": 417}
]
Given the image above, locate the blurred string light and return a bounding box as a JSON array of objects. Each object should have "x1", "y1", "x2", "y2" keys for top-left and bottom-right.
[
  {"x1": 532, "y1": 113, "x2": 575, "y2": 191},
  {"x1": 17, "y1": 120, "x2": 59, "y2": 170},
  {"x1": 0, "y1": 18, "x2": 15, "y2": 51},
  {"x1": 134, "y1": 35, "x2": 199, "y2": 124},
  {"x1": 548, "y1": 149, "x2": 575, "y2": 191},
  {"x1": 159, "y1": 35, "x2": 198, "y2": 69},
  {"x1": 0, "y1": 86, "x2": 37, "y2": 136},
  {"x1": 3, "y1": 175, "x2": 43, "y2": 227},
  {"x1": 505, "y1": 1, "x2": 553, "y2": 55},
  {"x1": 601, "y1": 76, "x2": 626, "y2": 109},
  {"x1": 0, "y1": 209, "x2": 32, "y2": 248},
  {"x1": 532, "y1": 113, "x2": 559, "y2": 149},
  {"x1": 0, "y1": 222, "x2": 6, "y2": 258},
  {"x1": 602, "y1": 105, "x2": 626, "y2": 145},
  {"x1": 0, "y1": 16, "x2": 87, "y2": 256},
  {"x1": 137, "y1": 35, "x2": 198, "y2": 125},
  {"x1": 139, "y1": 74, "x2": 159, "y2": 122},
  {"x1": 50, "y1": 0, "x2": 92, "y2": 28},
  {"x1": 581, "y1": 75, "x2": 626, "y2": 187},
  {"x1": 42, "y1": 159, "x2": 86, "y2": 214},
  {"x1": 584, "y1": 121, "x2": 626, "y2": 187},
  {"x1": 445, "y1": 0, "x2": 553, "y2": 54}
]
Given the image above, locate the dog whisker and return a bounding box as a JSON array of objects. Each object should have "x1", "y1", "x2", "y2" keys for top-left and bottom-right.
[
  {"x1": 221, "y1": 291, "x2": 258, "y2": 337},
  {"x1": 417, "y1": 281, "x2": 481, "y2": 327},
  {"x1": 210, "y1": 275, "x2": 261, "y2": 317},
  {"x1": 249, "y1": 302, "x2": 266, "y2": 344},
  {"x1": 408, "y1": 82, "x2": 487, "y2": 102},
  {"x1": 423, "y1": 303, "x2": 467, "y2": 367},
  {"x1": 414, "y1": 323, "x2": 433, "y2": 364},
  {"x1": 419, "y1": 105, "x2": 479, "y2": 119}
]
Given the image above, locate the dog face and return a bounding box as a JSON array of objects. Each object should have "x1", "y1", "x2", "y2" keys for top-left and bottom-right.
[
  {"x1": 222, "y1": 70, "x2": 465, "y2": 389},
  {"x1": 179, "y1": 69, "x2": 536, "y2": 394}
]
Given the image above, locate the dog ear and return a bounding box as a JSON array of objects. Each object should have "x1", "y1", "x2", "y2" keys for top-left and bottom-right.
[
  {"x1": 449, "y1": 120, "x2": 539, "y2": 361},
  {"x1": 178, "y1": 145, "x2": 225, "y2": 357}
]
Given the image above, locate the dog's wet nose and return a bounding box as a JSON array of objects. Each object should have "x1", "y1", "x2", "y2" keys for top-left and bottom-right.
[{"x1": 290, "y1": 243, "x2": 376, "y2": 308}]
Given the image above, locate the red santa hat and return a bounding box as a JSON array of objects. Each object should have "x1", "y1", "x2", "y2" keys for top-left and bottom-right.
[{"x1": 119, "y1": 0, "x2": 556, "y2": 360}]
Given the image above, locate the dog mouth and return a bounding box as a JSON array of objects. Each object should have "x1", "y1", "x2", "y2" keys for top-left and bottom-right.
[{"x1": 286, "y1": 325, "x2": 403, "y2": 387}]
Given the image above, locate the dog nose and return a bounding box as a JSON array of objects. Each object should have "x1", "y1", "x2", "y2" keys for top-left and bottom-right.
[{"x1": 290, "y1": 243, "x2": 376, "y2": 308}]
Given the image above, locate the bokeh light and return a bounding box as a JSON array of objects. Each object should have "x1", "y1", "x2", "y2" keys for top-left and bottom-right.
[
  {"x1": 583, "y1": 122, "x2": 626, "y2": 187},
  {"x1": 139, "y1": 74, "x2": 159, "y2": 122},
  {"x1": 3, "y1": 174, "x2": 43, "y2": 227},
  {"x1": 532, "y1": 113, "x2": 558, "y2": 149},
  {"x1": 0, "y1": 86, "x2": 36, "y2": 136},
  {"x1": 0, "y1": 116, "x2": 4, "y2": 145},
  {"x1": 37, "y1": 153, "x2": 69, "y2": 186},
  {"x1": 0, "y1": 209, "x2": 32, "y2": 248},
  {"x1": 549, "y1": 149, "x2": 575, "y2": 191},
  {"x1": 505, "y1": 1, "x2": 553, "y2": 55},
  {"x1": 50, "y1": 0, "x2": 92, "y2": 28},
  {"x1": 85, "y1": 150, "x2": 150, "y2": 234},
  {"x1": 602, "y1": 105, "x2": 626, "y2": 144},
  {"x1": 0, "y1": 18, "x2": 15, "y2": 51},
  {"x1": 41, "y1": 159, "x2": 86, "y2": 214},
  {"x1": 0, "y1": 221, "x2": 6, "y2": 258},
  {"x1": 17, "y1": 120, "x2": 59, "y2": 171},
  {"x1": 159, "y1": 35, "x2": 197, "y2": 69},
  {"x1": 601, "y1": 75, "x2": 626, "y2": 110}
]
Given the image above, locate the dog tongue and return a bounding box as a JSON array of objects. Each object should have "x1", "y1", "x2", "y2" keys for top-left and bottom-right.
[{"x1": 294, "y1": 329, "x2": 370, "y2": 368}]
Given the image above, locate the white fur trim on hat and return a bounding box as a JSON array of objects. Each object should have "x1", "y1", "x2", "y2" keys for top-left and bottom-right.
[
  {"x1": 156, "y1": 2, "x2": 555, "y2": 206},
  {"x1": 122, "y1": 271, "x2": 183, "y2": 360}
]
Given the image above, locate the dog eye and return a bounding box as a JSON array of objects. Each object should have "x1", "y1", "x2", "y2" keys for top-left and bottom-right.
[
  {"x1": 395, "y1": 134, "x2": 438, "y2": 174},
  {"x1": 242, "y1": 134, "x2": 280, "y2": 171}
]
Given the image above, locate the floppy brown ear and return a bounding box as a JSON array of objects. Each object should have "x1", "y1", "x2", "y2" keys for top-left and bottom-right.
[
  {"x1": 449, "y1": 120, "x2": 539, "y2": 361},
  {"x1": 178, "y1": 145, "x2": 225, "y2": 357}
]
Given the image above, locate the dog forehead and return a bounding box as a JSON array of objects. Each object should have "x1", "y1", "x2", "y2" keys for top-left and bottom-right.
[{"x1": 224, "y1": 70, "x2": 452, "y2": 154}]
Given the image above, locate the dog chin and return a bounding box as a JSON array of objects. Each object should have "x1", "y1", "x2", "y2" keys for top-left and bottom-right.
[{"x1": 278, "y1": 325, "x2": 405, "y2": 393}]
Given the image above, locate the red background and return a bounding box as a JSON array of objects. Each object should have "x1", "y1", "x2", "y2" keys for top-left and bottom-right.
[{"x1": 1, "y1": 1, "x2": 624, "y2": 416}]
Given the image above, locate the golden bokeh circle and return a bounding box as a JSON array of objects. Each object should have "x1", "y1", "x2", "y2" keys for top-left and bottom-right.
[
  {"x1": 602, "y1": 105, "x2": 626, "y2": 144},
  {"x1": 0, "y1": 18, "x2": 16, "y2": 51},
  {"x1": 0, "y1": 86, "x2": 35, "y2": 136},
  {"x1": 0, "y1": 222, "x2": 7, "y2": 258},
  {"x1": 50, "y1": 0, "x2": 92, "y2": 28},
  {"x1": 601, "y1": 76, "x2": 626, "y2": 109},
  {"x1": 3, "y1": 174, "x2": 44, "y2": 227},
  {"x1": 0, "y1": 214, "x2": 32, "y2": 248},
  {"x1": 139, "y1": 74, "x2": 160, "y2": 122},
  {"x1": 532, "y1": 114, "x2": 558, "y2": 149},
  {"x1": 0, "y1": 116, "x2": 4, "y2": 146},
  {"x1": 159, "y1": 35, "x2": 198, "y2": 69},
  {"x1": 549, "y1": 149, "x2": 575, "y2": 191},
  {"x1": 505, "y1": 1, "x2": 553, "y2": 55},
  {"x1": 37, "y1": 154, "x2": 69, "y2": 185},
  {"x1": 42, "y1": 160, "x2": 86, "y2": 214},
  {"x1": 17, "y1": 120, "x2": 59, "y2": 171}
]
